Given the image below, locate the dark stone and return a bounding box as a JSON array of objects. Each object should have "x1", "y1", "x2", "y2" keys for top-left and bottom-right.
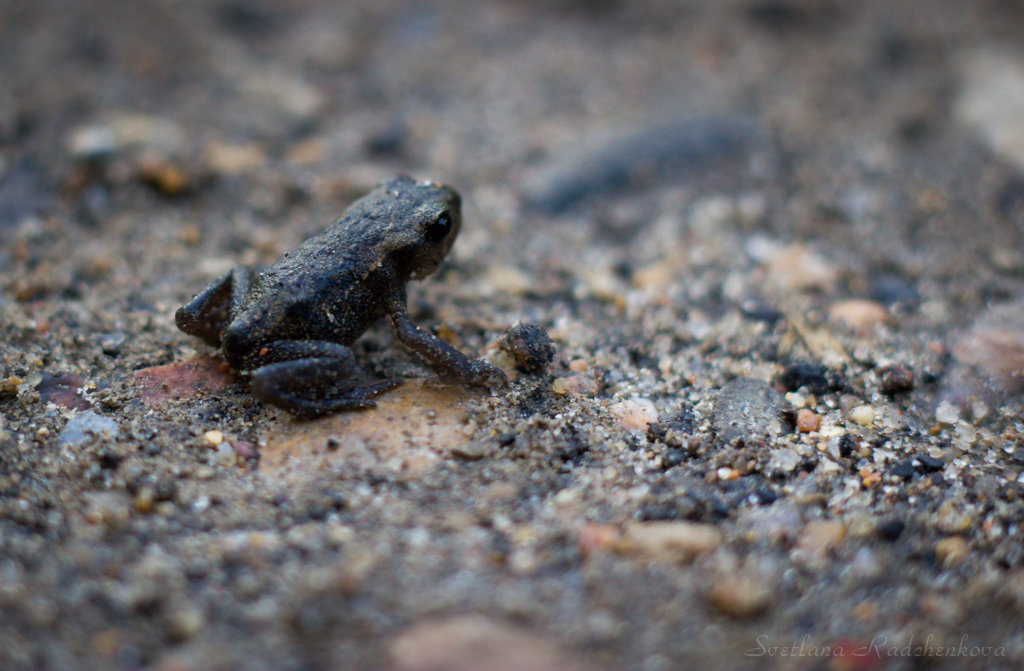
[
  {"x1": 740, "y1": 298, "x2": 783, "y2": 325},
  {"x1": 522, "y1": 115, "x2": 760, "y2": 214},
  {"x1": 501, "y1": 322, "x2": 556, "y2": 373},
  {"x1": 889, "y1": 459, "x2": 916, "y2": 479},
  {"x1": 877, "y1": 518, "x2": 905, "y2": 540},
  {"x1": 878, "y1": 363, "x2": 915, "y2": 394},
  {"x1": 838, "y1": 433, "x2": 857, "y2": 458},
  {"x1": 870, "y1": 274, "x2": 920, "y2": 308},
  {"x1": 913, "y1": 454, "x2": 944, "y2": 473},
  {"x1": 779, "y1": 361, "x2": 841, "y2": 394}
]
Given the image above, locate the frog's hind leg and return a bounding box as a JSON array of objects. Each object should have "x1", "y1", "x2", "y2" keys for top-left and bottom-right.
[
  {"x1": 247, "y1": 340, "x2": 401, "y2": 418},
  {"x1": 175, "y1": 266, "x2": 254, "y2": 346}
]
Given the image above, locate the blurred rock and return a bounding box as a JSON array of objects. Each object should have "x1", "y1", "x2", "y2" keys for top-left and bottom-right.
[
  {"x1": 625, "y1": 521, "x2": 723, "y2": 563},
  {"x1": 500, "y1": 322, "x2": 556, "y2": 373},
  {"x1": 712, "y1": 377, "x2": 789, "y2": 444},
  {"x1": 522, "y1": 114, "x2": 759, "y2": 214},
  {"x1": 955, "y1": 50, "x2": 1024, "y2": 171},
  {"x1": 60, "y1": 411, "x2": 120, "y2": 449},
  {"x1": 764, "y1": 243, "x2": 838, "y2": 292},
  {"x1": 391, "y1": 615, "x2": 591, "y2": 671},
  {"x1": 952, "y1": 299, "x2": 1024, "y2": 392}
]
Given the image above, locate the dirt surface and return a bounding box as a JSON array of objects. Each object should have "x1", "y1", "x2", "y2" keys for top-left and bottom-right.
[{"x1": 3, "y1": 1, "x2": 1024, "y2": 670}]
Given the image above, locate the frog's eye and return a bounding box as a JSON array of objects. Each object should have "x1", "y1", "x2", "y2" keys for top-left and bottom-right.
[{"x1": 425, "y1": 212, "x2": 451, "y2": 243}]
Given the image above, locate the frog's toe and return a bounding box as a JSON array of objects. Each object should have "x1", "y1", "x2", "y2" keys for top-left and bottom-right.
[
  {"x1": 250, "y1": 360, "x2": 403, "y2": 417},
  {"x1": 470, "y1": 361, "x2": 509, "y2": 388}
]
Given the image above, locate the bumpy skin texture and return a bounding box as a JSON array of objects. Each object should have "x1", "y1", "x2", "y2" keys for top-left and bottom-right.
[{"x1": 175, "y1": 175, "x2": 507, "y2": 417}]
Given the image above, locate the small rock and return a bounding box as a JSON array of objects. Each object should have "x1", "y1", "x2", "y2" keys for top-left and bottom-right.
[
  {"x1": 876, "y1": 518, "x2": 905, "y2": 541},
  {"x1": 137, "y1": 155, "x2": 191, "y2": 195},
  {"x1": 849, "y1": 405, "x2": 876, "y2": 426},
  {"x1": 609, "y1": 398, "x2": 659, "y2": 433},
  {"x1": 765, "y1": 243, "x2": 838, "y2": 292},
  {"x1": 391, "y1": 615, "x2": 590, "y2": 671},
  {"x1": 67, "y1": 124, "x2": 118, "y2": 160},
  {"x1": 796, "y1": 408, "x2": 820, "y2": 432},
  {"x1": 779, "y1": 360, "x2": 836, "y2": 394},
  {"x1": 202, "y1": 430, "x2": 225, "y2": 447},
  {"x1": 451, "y1": 441, "x2": 488, "y2": 461},
  {"x1": 99, "y1": 331, "x2": 126, "y2": 355},
  {"x1": 500, "y1": 323, "x2": 556, "y2": 373},
  {"x1": 59, "y1": 411, "x2": 120, "y2": 448},
  {"x1": 935, "y1": 400, "x2": 960, "y2": 425},
  {"x1": 577, "y1": 524, "x2": 620, "y2": 558},
  {"x1": 233, "y1": 440, "x2": 258, "y2": 461},
  {"x1": 204, "y1": 141, "x2": 265, "y2": 174},
  {"x1": 955, "y1": 50, "x2": 1024, "y2": 171},
  {"x1": 712, "y1": 377, "x2": 788, "y2": 444},
  {"x1": 768, "y1": 448, "x2": 800, "y2": 474},
  {"x1": 869, "y1": 274, "x2": 920, "y2": 309},
  {"x1": 828, "y1": 299, "x2": 888, "y2": 330},
  {"x1": 878, "y1": 363, "x2": 915, "y2": 394},
  {"x1": 798, "y1": 520, "x2": 845, "y2": 555},
  {"x1": 134, "y1": 355, "x2": 233, "y2": 406},
  {"x1": 952, "y1": 298, "x2": 1024, "y2": 392},
  {"x1": 706, "y1": 572, "x2": 776, "y2": 618},
  {"x1": 625, "y1": 521, "x2": 723, "y2": 563},
  {"x1": 935, "y1": 536, "x2": 970, "y2": 568},
  {"x1": 37, "y1": 372, "x2": 90, "y2": 410}
]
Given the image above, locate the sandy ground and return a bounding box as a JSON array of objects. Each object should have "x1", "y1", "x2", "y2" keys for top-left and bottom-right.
[{"x1": 3, "y1": 1, "x2": 1024, "y2": 669}]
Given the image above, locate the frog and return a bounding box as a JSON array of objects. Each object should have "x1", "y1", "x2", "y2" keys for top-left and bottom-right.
[{"x1": 175, "y1": 175, "x2": 507, "y2": 418}]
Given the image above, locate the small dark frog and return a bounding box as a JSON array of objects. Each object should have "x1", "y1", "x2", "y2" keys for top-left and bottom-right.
[{"x1": 176, "y1": 175, "x2": 507, "y2": 417}]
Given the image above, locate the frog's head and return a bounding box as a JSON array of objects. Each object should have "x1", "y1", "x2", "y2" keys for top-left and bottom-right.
[{"x1": 403, "y1": 179, "x2": 463, "y2": 279}]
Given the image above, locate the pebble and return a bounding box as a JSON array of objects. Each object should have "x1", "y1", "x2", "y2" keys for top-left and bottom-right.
[
  {"x1": 202, "y1": 430, "x2": 225, "y2": 447},
  {"x1": 136, "y1": 155, "x2": 190, "y2": 196},
  {"x1": 935, "y1": 536, "x2": 970, "y2": 568},
  {"x1": 59, "y1": 411, "x2": 120, "y2": 448},
  {"x1": 935, "y1": 400, "x2": 960, "y2": 425},
  {"x1": 712, "y1": 377, "x2": 788, "y2": 444},
  {"x1": 796, "y1": 409, "x2": 820, "y2": 432},
  {"x1": 878, "y1": 363, "x2": 915, "y2": 394},
  {"x1": 609, "y1": 398, "x2": 659, "y2": 433},
  {"x1": 955, "y1": 50, "x2": 1024, "y2": 171},
  {"x1": 37, "y1": 372, "x2": 90, "y2": 411},
  {"x1": 764, "y1": 243, "x2": 838, "y2": 292},
  {"x1": 706, "y1": 572, "x2": 776, "y2": 618},
  {"x1": 577, "y1": 524, "x2": 620, "y2": 558},
  {"x1": 849, "y1": 405, "x2": 876, "y2": 427},
  {"x1": 798, "y1": 520, "x2": 846, "y2": 555},
  {"x1": 500, "y1": 323, "x2": 556, "y2": 373},
  {"x1": 779, "y1": 361, "x2": 835, "y2": 394},
  {"x1": 827, "y1": 299, "x2": 888, "y2": 330},
  {"x1": 133, "y1": 355, "x2": 233, "y2": 406},
  {"x1": 67, "y1": 124, "x2": 118, "y2": 160},
  {"x1": 952, "y1": 298, "x2": 1024, "y2": 392},
  {"x1": 204, "y1": 141, "x2": 265, "y2": 174},
  {"x1": 99, "y1": 332, "x2": 127, "y2": 355},
  {"x1": 451, "y1": 441, "x2": 488, "y2": 461},
  {"x1": 390, "y1": 615, "x2": 590, "y2": 671},
  {"x1": 625, "y1": 521, "x2": 723, "y2": 563}
]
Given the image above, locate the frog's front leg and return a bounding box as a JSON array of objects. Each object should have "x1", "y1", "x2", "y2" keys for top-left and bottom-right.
[
  {"x1": 386, "y1": 291, "x2": 508, "y2": 387},
  {"x1": 175, "y1": 266, "x2": 254, "y2": 346},
  {"x1": 247, "y1": 340, "x2": 401, "y2": 418}
]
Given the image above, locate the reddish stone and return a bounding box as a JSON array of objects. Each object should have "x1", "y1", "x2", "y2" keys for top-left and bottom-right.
[
  {"x1": 37, "y1": 372, "x2": 90, "y2": 410},
  {"x1": 134, "y1": 355, "x2": 233, "y2": 406}
]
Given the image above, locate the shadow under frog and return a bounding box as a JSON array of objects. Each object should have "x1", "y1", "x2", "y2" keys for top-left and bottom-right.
[{"x1": 175, "y1": 175, "x2": 506, "y2": 418}]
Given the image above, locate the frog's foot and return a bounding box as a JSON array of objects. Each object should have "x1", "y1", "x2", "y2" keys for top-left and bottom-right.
[
  {"x1": 250, "y1": 357, "x2": 401, "y2": 419},
  {"x1": 457, "y1": 360, "x2": 509, "y2": 389}
]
